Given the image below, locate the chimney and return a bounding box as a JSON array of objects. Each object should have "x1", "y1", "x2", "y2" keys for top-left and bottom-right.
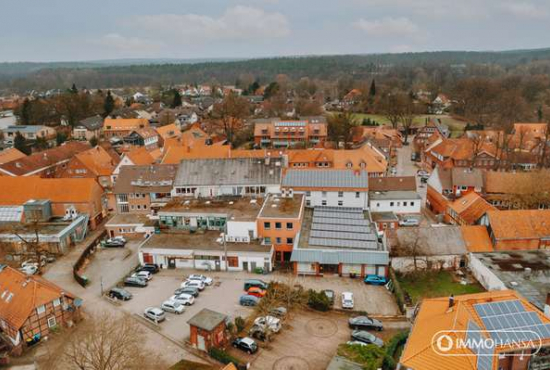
[{"x1": 448, "y1": 294, "x2": 455, "y2": 309}]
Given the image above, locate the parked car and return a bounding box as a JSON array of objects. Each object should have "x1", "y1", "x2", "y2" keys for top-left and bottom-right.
[
  {"x1": 174, "y1": 287, "x2": 199, "y2": 297},
  {"x1": 144, "y1": 307, "x2": 165, "y2": 323},
  {"x1": 351, "y1": 330, "x2": 384, "y2": 347},
  {"x1": 131, "y1": 271, "x2": 152, "y2": 281},
  {"x1": 324, "y1": 289, "x2": 335, "y2": 305},
  {"x1": 239, "y1": 294, "x2": 260, "y2": 306},
  {"x1": 113, "y1": 235, "x2": 127, "y2": 243},
  {"x1": 399, "y1": 217, "x2": 420, "y2": 227},
  {"x1": 364, "y1": 275, "x2": 388, "y2": 286},
  {"x1": 349, "y1": 316, "x2": 384, "y2": 331},
  {"x1": 136, "y1": 264, "x2": 160, "y2": 274},
  {"x1": 347, "y1": 340, "x2": 368, "y2": 347},
  {"x1": 342, "y1": 292, "x2": 354, "y2": 309},
  {"x1": 232, "y1": 337, "x2": 258, "y2": 354},
  {"x1": 269, "y1": 307, "x2": 287, "y2": 318},
  {"x1": 254, "y1": 316, "x2": 281, "y2": 333},
  {"x1": 188, "y1": 274, "x2": 213, "y2": 286},
  {"x1": 170, "y1": 293, "x2": 195, "y2": 306},
  {"x1": 19, "y1": 265, "x2": 38, "y2": 275},
  {"x1": 247, "y1": 287, "x2": 267, "y2": 298},
  {"x1": 180, "y1": 279, "x2": 205, "y2": 291},
  {"x1": 21, "y1": 260, "x2": 40, "y2": 269},
  {"x1": 108, "y1": 287, "x2": 132, "y2": 301},
  {"x1": 244, "y1": 279, "x2": 268, "y2": 291},
  {"x1": 102, "y1": 239, "x2": 125, "y2": 248},
  {"x1": 124, "y1": 276, "x2": 147, "y2": 287},
  {"x1": 417, "y1": 170, "x2": 430, "y2": 178},
  {"x1": 161, "y1": 300, "x2": 185, "y2": 314}
]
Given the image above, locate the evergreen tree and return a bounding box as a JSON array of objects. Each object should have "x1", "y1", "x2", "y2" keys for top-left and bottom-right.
[
  {"x1": 537, "y1": 105, "x2": 543, "y2": 122},
  {"x1": 20, "y1": 98, "x2": 31, "y2": 125},
  {"x1": 89, "y1": 136, "x2": 98, "y2": 147},
  {"x1": 56, "y1": 132, "x2": 67, "y2": 146},
  {"x1": 103, "y1": 90, "x2": 115, "y2": 117},
  {"x1": 14, "y1": 132, "x2": 30, "y2": 155},
  {"x1": 369, "y1": 79, "x2": 376, "y2": 97},
  {"x1": 70, "y1": 83, "x2": 78, "y2": 94},
  {"x1": 171, "y1": 89, "x2": 182, "y2": 108}
]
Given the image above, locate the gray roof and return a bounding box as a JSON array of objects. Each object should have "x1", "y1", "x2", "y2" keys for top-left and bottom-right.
[
  {"x1": 390, "y1": 226, "x2": 467, "y2": 257},
  {"x1": 326, "y1": 356, "x2": 363, "y2": 370},
  {"x1": 187, "y1": 309, "x2": 227, "y2": 331},
  {"x1": 114, "y1": 164, "x2": 177, "y2": 194},
  {"x1": 3, "y1": 125, "x2": 49, "y2": 134},
  {"x1": 77, "y1": 115, "x2": 103, "y2": 130},
  {"x1": 174, "y1": 158, "x2": 282, "y2": 187},
  {"x1": 282, "y1": 169, "x2": 368, "y2": 189},
  {"x1": 369, "y1": 190, "x2": 422, "y2": 201},
  {"x1": 291, "y1": 249, "x2": 389, "y2": 265}
]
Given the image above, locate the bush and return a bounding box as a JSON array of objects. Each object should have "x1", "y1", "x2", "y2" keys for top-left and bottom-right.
[
  {"x1": 234, "y1": 316, "x2": 245, "y2": 333},
  {"x1": 307, "y1": 289, "x2": 331, "y2": 312},
  {"x1": 209, "y1": 348, "x2": 241, "y2": 366}
]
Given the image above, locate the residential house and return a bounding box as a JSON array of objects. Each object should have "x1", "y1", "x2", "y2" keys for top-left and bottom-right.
[
  {"x1": 0, "y1": 176, "x2": 105, "y2": 230},
  {"x1": 172, "y1": 158, "x2": 282, "y2": 198},
  {"x1": 0, "y1": 142, "x2": 90, "y2": 177},
  {"x1": 111, "y1": 146, "x2": 156, "y2": 184},
  {"x1": 429, "y1": 93, "x2": 451, "y2": 114},
  {"x1": 510, "y1": 122, "x2": 548, "y2": 153},
  {"x1": 72, "y1": 115, "x2": 103, "y2": 141},
  {"x1": 368, "y1": 176, "x2": 421, "y2": 214},
  {"x1": 399, "y1": 290, "x2": 550, "y2": 370},
  {"x1": 351, "y1": 126, "x2": 403, "y2": 149},
  {"x1": 113, "y1": 164, "x2": 177, "y2": 215},
  {"x1": 2, "y1": 125, "x2": 56, "y2": 146},
  {"x1": 426, "y1": 167, "x2": 484, "y2": 215},
  {"x1": 56, "y1": 146, "x2": 120, "y2": 190},
  {"x1": 413, "y1": 119, "x2": 450, "y2": 155},
  {"x1": 155, "y1": 123, "x2": 181, "y2": 145},
  {"x1": 282, "y1": 169, "x2": 369, "y2": 209},
  {"x1": 389, "y1": 226, "x2": 468, "y2": 272},
  {"x1": 254, "y1": 117, "x2": 328, "y2": 148},
  {"x1": 446, "y1": 192, "x2": 497, "y2": 226},
  {"x1": 290, "y1": 207, "x2": 388, "y2": 277},
  {"x1": 483, "y1": 170, "x2": 550, "y2": 209},
  {"x1": 105, "y1": 213, "x2": 155, "y2": 239},
  {"x1": 123, "y1": 127, "x2": 159, "y2": 150},
  {"x1": 187, "y1": 309, "x2": 228, "y2": 352},
  {"x1": 0, "y1": 148, "x2": 26, "y2": 164},
  {"x1": 257, "y1": 194, "x2": 305, "y2": 263},
  {"x1": 423, "y1": 136, "x2": 497, "y2": 170},
  {"x1": 0, "y1": 266, "x2": 81, "y2": 355},
  {"x1": 102, "y1": 118, "x2": 149, "y2": 138},
  {"x1": 480, "y1": 210, "x2": 550, "y2": 250}
]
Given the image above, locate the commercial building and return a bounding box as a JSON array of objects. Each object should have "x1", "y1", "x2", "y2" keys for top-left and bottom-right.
[{"x1": 254, "y1": 118, "x2": 327, "y2": 148}]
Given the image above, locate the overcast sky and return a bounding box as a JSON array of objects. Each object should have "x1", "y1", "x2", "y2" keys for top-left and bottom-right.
[{"x1": 1, "y1": 0, "x2": 549, "y2": 62}]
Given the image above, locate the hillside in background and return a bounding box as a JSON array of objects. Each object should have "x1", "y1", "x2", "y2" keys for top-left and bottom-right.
[{"x1": 2, "y1": 48, "x2": 550, "y2": 91}]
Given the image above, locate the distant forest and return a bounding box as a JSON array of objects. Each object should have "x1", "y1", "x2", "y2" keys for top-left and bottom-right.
[{"x1": 3, "y1": 48, "x2": 550, "y2": 91}]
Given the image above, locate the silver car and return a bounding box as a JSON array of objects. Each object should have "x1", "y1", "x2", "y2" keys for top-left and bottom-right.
[
  {"x1": 144, "y1": 307, "x2": 165, "y2": 323},
  {"x1": 161, "y1": 300, "x2": 185, "y2": 314}
]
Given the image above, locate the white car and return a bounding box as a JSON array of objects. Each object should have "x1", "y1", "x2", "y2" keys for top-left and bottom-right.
[
  {"x1": 131, "y1": 271, "x2": 152, "y2": 281},
  {"x1": 253, "y1": 316, "x2": 281, "y2": 333},
  {"x1": 170, "y1": 293, "x2": 195, "y2": 306},
  {"x1": 19, "y1": 265, "x2": 38, "y2": 275},
  {"x1": 399, "y1": 217, "x2": 420, "y2": 227},
  {"x1": 180, "y1": 280, "x2": 205, "y2": 291},
  {"x1": 188, "y1": 274, "x2": 213, "y2": 286},
  {"x1": 342, "y1": 292, "x2": 354, "y2": 309},
  {"x1": 113, "y1": 235, "x2": 127, "y2": 243},
  {"x1": 161, "y1": 300, "x2": 185, "y2": 314},
  {"x1": 347, "y1": 340, "x2": 368, "y2": 347},
  {"x1": 144, "y1": 307, "x2": 165, "y2": 323}
]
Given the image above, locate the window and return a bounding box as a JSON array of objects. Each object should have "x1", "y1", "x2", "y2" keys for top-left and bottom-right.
[
  {"x1": 264, "y1": 222, "x2": 271, "y2": 230},
  {"x1": 275, "y1": 222, "x2": 282, "y2": 229},
  {"x1": 37, "y1": 305, "x2": 46, "y2": 315},
  {"x1": 306, "y1": 200, "x2": 311, "y2": 207},
  {"x1": 322, "y1": 200, "x2": 327, "y2": 206},
  {"x1": 322, "y1": 191, "x2": 327, "y2": 197},
  {"x1": 120, "y1": 204, "x2": 129, "y2": 213},
  {"x1": 306, "y1": 191, "x2": 311, "y2": 196},
  {"x1": 286, "y1": 237, "x2": 293, "y2": 244},
  {"x1": 47, "y1": 316, "x2": 56, "y2": 328},
  {"x1": 376, "y1": 203, "x2": 380, "y2": 207},
  {"x1": 403, "y1": 202, "x2": 407, "y2": 206},
  {"x1": 286, "y1": 222, "x2": 293, "y2": 230},
  {"x1": 264, "y1": 237, "x2": 271, "y2": 244},
  {"x1": 338, "y1": 201, "x2": 343, "y2": 206},
  {"x1": 338, "y1": 191, "x2": 343, "y2": 198},
  {"x1": 53, "y1": 298, "x2": 61, "y2": 307},
  {"x1": 276, "y1": 237, "x2": 282, "y2": 244},
  {"x1": 390, "y1": 202, "x2": 394, "y2": 207},
  {"x1": 410, "y1": 202, "x2": 415, "y2": 207},
  {"x1": 355, "y1": 192, "x2": 360, "y2": 198}
]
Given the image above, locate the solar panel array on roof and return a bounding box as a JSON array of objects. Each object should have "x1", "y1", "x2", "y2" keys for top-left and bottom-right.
[
  {"x1": 466, "y1": 321, "x2": 494, "y2": 370},
  {"x1": 309, "y1": 237, "x2": 379, "y2": 249},
  {"x1": 0, "y1": 206, "x2": 23, "y2": 222},
  {"x1": 313, "y1": 217, "x2": 368, "y2": 226},
  {"x1": 311, "y1": 223, "x2": 371, "y2": 234},
  {"x1": 274, "y1": 121, "x2": 307, "y2": 127},
  {"x1": 314, "y1": 210, "x2": 363, "y2": 220},
  {"x1": 311, "y1": 230, "x2": 377, "y2": 242},
  {"x1": 474, "y1": 300, "x2": 525, "y2": 318},
  {"x1": 315, "y1": 206, "x2": 363, "y2": 213}
]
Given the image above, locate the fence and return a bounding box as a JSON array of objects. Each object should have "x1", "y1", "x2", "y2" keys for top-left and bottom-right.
[{"x1": 72, "y1": 230, "x2": 106, "y2": 288}]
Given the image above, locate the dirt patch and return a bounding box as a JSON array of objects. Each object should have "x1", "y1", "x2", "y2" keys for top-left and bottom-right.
[
  {"x1": 272, "y1": 356, "x2": 310, "y2": 370},
  {"x1": 304, "y1": 318, "x2": 339, "y2": 338}
]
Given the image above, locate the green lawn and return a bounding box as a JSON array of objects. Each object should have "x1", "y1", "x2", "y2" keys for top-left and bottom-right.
[{"x1": 397, "y1": 271, "x2": 484, "y2": 304}]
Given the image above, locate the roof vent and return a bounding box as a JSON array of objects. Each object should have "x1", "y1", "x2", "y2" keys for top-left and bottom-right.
[{"x1": 229, "y1": 201, "x2": 234, "y2": 205}]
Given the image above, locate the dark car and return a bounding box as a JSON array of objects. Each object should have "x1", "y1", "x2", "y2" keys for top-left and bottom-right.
[
  {"x1": 102, "y1": 239, "x2": 125, "y2": 248},
  {"x1": 124, "y1": 276, "x2": 147, "y2": 287},
  {"x1": 351, "y1": 330, "x2": 384, "y2": 347},
  {"x1": 323, "y1": 289, "x2": 335, "y2": 305},
  {"x1": 136, "y1": 264, "x2": 160, "y2": 274},
  {"x1": 108, "y1": 287, "x2": 132, "y2": 301},
  {"x1": 232, "y1": 337, "x2": 258, "y2": 354},
  {"x1": 348, "y1": 316, "x2": 384, "y2": 331},
  {"x1": 174, "y1": 287, "x2": 199, "y2": 297},
  {"x1": 244, "y1": 279, "x2": 268, "y2": 291}
]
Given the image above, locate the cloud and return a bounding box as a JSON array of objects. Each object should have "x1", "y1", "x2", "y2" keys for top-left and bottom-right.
[
  {"x1": 96, "y1": 33, "x2": 162, "y2": 52},
  {"x1": 132, "y1": 6, "x2": 290, "y2": 42},
  {"x1": 353, "y1": 17, "x2": 419, "y2": 36},
  {"x1": 501, "y1": 2, "x2": 548, "y2": 19}
]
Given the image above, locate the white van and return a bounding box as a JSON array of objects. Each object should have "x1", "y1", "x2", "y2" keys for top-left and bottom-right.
[{"x1": 342, "y1": 292, "x2": 354, "y2": 309}]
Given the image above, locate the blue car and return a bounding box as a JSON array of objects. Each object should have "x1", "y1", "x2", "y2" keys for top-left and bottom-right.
[
  {"x1": 239, "y1": 294, "x2": 259, "y2": 306},
  {"x1": 364, "y1": 275, "x2": 387, "y2": 285}
]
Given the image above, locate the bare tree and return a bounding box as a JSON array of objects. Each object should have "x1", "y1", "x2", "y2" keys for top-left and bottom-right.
[{"x1": 211, "y1": 92, "x2": 250, "y2": 144}]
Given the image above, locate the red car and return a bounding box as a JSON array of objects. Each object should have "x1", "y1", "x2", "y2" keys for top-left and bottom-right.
[{"x1": 247, "y1": 287, "x2": 267, "y2": 298}]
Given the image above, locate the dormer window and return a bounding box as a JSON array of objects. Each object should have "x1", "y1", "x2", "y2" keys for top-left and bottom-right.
[{"x1": 346, "y1": 162, "x2": 353, "y2": 168}]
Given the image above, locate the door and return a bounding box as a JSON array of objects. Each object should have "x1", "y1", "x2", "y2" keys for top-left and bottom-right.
[
  {"x1": 143, "y1": 253, "x2": 153, "y2": 264},
  {"x1": 168, "y1": 258, "x2": 176, "y2": 269},
  {"x1": 242, "y1": 261, "x2": 249, "y2": 272},
  {"x1": 264, "y1": 261, "x2": 270, "y2": 272},
  {"x1": 197, "y1": 335, "x2": 206, "y2": 351},
  {"x1": 215, "y1": 260, "x2": 221, "y2": 271},
  {"x1": 250, "y1": 262, "x2": 256, "y2": 271}
]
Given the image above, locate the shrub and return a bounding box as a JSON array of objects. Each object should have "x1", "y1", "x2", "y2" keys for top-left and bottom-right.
[
  {"x1": 209, "y1": 348, "x2": 241, "y2": 366},
  {"x1": 234, "y1": 316, "x2": 245, "y2": 333},
  {"x1": 307, "y1": 289, "x2": 331, "y2": 312}
]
